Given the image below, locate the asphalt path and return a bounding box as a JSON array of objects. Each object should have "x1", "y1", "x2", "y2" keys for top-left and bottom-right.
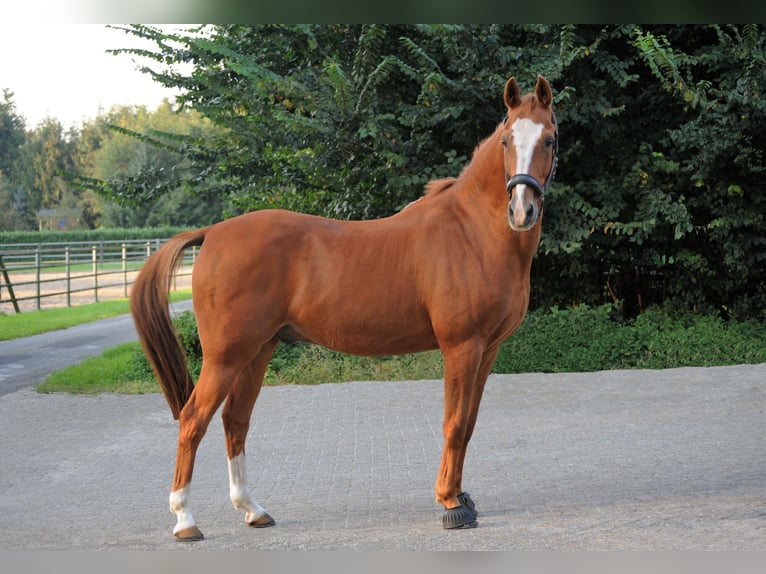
[
  {"x1": 0, "y1": 306, "x2": 763, "y2": 550},
  {"x1": 0, "y1": 299, "x2": 193, "y2": 397}
]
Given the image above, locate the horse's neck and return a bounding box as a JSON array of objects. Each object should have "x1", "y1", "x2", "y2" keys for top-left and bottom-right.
[{"x1": 454, "y1": 157, "x2": 542, "y2": 269}]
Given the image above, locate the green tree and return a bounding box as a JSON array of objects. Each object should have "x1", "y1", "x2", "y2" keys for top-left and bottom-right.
[
  {"x1": 105, "y1": 24, "x2": 514, "y2": 218},
  {"x1": 76, "y1": 101, "x2": 226, "y2": 228},
  {"x1": 100, "y1": 24, "x2": 765, "y2": 319},
  {"x1": 0, "y1": 90, "x2": 32, "y2": 230},
  {"x1": 0, "y1": 89, "x2": 25, "y2": 179},
  {"x1": 26, "y1": 119, "x2": 72, "y2": 209},
  {"x1": 545, "y1": 25, "x2": 766, "y2": 319}
]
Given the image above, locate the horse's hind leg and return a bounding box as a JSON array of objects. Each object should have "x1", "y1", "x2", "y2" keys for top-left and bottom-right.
[
  {"x1": 222, "y1": 338, "x2": 278, "y2": 529},
  {"x1": 169, "y1": 360, "x2": 239, "y2": 541}
]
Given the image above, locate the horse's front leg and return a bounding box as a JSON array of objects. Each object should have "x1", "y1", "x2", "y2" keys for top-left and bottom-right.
[
  {"x1": 448, "y1": 345, "x2": 501, "y2": 522},
  {"x1": 436, "y1": 342, "x2": 484, "y2": 529}
]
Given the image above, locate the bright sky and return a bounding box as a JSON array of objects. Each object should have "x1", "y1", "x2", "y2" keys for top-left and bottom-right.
[{"x1": 0, "y1": 24, "x2": 195, "y2": 130}]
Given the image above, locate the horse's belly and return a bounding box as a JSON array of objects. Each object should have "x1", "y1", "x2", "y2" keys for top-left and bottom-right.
[{"x1": 280, "y1": 308, "x2": 439, "y2": 357}]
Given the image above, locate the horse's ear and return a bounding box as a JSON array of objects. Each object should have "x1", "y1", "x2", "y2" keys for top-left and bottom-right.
[
  {"x1": 504, "y1": 77, "x2": 522, "y2": 110},
  {"x1": 535, "y1": 75, "x2": 552, "y2": 108}
]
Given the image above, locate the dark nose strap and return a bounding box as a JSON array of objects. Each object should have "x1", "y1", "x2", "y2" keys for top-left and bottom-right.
[{"x1": 506, "y1": 173, "x2": 545, "y2": 198}]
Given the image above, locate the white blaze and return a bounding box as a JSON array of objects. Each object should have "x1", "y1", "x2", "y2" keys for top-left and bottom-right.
[
  {"x1": 510, "y1": 118, "x2": 544, "y2": 226},
  {"x1": 511, "y1": 118, "x2": 544, "y2": 175}
]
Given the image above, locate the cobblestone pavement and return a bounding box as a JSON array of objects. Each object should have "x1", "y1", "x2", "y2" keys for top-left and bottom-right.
[{"x1": 0, "y1": 363, "x2": 763, "y2": 550}]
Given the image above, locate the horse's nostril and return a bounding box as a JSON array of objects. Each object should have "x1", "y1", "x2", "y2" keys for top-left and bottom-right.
[{"x1": 526, "y1": 204, "x2": 535, "y2": 220}]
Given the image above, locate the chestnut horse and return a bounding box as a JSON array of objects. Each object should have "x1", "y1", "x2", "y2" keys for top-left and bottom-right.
[{"x1": 132, "y1": 75, "x2": 558, "y2": 540}]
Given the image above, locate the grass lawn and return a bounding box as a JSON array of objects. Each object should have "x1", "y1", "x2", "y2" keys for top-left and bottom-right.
[
  {"x1": 37, "y1": 343, "x2": 161, "y2": 395},
  {"x1": 0, "y1": 289, "x2": 192, "y2": 341}
]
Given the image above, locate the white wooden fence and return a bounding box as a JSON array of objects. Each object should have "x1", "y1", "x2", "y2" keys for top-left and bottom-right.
[{"x1": 0, "y1": 239, "x2": 195, "y2": 314}]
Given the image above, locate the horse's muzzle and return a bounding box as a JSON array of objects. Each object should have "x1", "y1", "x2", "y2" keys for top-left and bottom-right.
[{"x1": 507, "y1": 174, "x2": 542, "y2": 231}]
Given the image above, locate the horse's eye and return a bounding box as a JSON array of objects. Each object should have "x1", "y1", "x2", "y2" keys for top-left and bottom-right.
[
  {"x1": 501, "y1": 136, "x2": 509, "y2": 148},
  {"x1": 544, "y1": 135, "x2": 555, "y2": 148}
]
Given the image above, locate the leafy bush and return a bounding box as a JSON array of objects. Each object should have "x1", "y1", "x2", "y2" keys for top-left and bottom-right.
[
  {"x1": 129, "y1": 306, "x2": 765, "y2": 388},
  {"x1": 172, "y1": 310, "x2": 204, "y2": 377},
  {"x1": 264, "y1": 344, "x2": 443, "y2": 385},
  {"x1": 494, "y1": 305, "x2": 636, "y2": 373},
  {"x1": 126, "y1": 310, "x2": 203, "y2": 382},
  {"x1": 494, "y1": 304, "x2": 766, "y2": 373}
]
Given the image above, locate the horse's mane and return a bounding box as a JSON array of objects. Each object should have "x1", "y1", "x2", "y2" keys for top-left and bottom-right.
[
  {"x1": 424, "y1": 178, "x2": 457, "y2": 196},
  {"x1": 417, "y1": 126, "x2": 499, "y2": 201}
]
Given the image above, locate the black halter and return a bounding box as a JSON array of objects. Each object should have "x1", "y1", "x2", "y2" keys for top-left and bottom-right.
[{"x1": 505, "y1": 113, "x2": 558, "y2": 201}]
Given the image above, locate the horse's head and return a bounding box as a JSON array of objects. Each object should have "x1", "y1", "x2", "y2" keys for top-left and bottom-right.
[{"x1": 500, "y1": 75, "x2": 558, "y2": 231}]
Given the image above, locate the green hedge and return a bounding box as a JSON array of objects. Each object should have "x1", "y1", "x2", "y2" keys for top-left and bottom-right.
[
  {"x1": 128, "y1": 305, "x2": 765, "y2": 387},
  {"x1": 0, "y1": 227, "x2": 189, "y2": 245},
  {"x1": 494, "y1": 304, "x2": 766, "y2": 373}
]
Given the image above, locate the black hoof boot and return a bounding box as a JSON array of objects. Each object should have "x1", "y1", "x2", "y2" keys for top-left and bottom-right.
[
  {"x1": 457, "y1": 492, "x2": 478, "y2": 519},
  {"x1": 443, "y1": 504, "x2": 478, "y2": 529}
]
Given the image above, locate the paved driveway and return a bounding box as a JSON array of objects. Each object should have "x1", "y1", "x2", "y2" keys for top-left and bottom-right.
[{"x1": 0, "y1": 362, "x2": 762, "y2": 550}]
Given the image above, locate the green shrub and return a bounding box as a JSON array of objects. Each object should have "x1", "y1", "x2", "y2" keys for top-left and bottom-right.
[
  {"x1": 632, "y1": 307, "x2": 766, "y2": 368},
  {"x1": 130, "y1": 305, "x2": 765, "y2": 386},
  {"x1": 494, "y1": 304, "x2": 766, "y2": 373},
  {"x1": 172, "y1": 310, "x2": 204, "y2": 377},
  {"x1": 128, "y1": 310, "x2": 203, "y2": 382},
  {"x1": 264, "y1": 344, "x2": 443, "y2": 385},
  {"x1": 0, "y1": 227, "x2": 188, "y2": 245}
]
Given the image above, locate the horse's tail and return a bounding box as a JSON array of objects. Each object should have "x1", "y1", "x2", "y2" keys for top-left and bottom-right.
[{"x1": 131, "y1": 228, "x2": 207, "y2": 420}]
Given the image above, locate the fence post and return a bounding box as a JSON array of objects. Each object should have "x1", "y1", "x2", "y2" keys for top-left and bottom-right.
[
  {"x1": 122, "y1": 243, "x2": 128, "y2": 298},
  {"x1": 65, "y1": 246, "x2": 71, "y2": 307},
  {"x1": 0, "y1": 254, "x2": 21, "y2": 314},
  {"x1": 92, "y1": 245, "x2": 99, "y2": 303},
  {"x1": 35, "y1": 247, "x2": 41, "y2": 311},
  {"x1": 145, "y1": 241, "x2": 151, "y2": 260}
]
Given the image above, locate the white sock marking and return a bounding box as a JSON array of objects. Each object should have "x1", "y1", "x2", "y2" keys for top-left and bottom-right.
[
  {"x1": 169, "y1": 486, "x2": 196, "y2": 534},
  {"x1": 228, "y1": 453, "x2": 267, "y2": 523}
]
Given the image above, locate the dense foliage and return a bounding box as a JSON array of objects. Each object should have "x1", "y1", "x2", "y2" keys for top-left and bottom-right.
[
  {"x1": 102, "y1": 24, "x2": 765, "y2": 319},
  {"x1": 494, "y1": 304, "x2": 766, "y2": 373},
  {"x1": 3, "y1": 25, "x2": 764, "y2": 320}
]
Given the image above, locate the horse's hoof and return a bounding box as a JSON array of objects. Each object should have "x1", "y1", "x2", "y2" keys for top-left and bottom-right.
[
  {"x1": 443, "y1": 504, "x2": 478, "y2": 529},
  {"x1": 174, "y1": 525, "x2": 204, "y2": 541},
  {"x1": 457, "y1": 491, "x2": 478, "y2": 518},
  {"x1": 248, "y1": 512, "x2": 276, "y2": 528}
]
